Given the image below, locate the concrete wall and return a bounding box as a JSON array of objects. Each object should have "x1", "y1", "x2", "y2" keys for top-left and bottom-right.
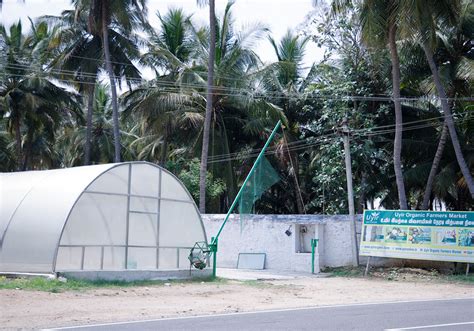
[
  {"x1": 202, "y1": 214, "x2": 363, "y2": 273},
  {"x1": 203, "y1": 214, "x2": 461, "y2": 273},
  {"x1": 59, "y1": 269, "x2": 212, "y2": 281}
]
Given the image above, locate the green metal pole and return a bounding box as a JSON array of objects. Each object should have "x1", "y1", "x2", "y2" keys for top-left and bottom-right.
[
  {"x1": 210, "y1": 120, "x2": 282, "y2": 277},
  {"x1": 210, "y1": 237, "x2": 217, "y2": 278},
  {"x1": 212, "y1": 120, "x2": 282, "y2": 244},
  {"x1": 311, "y1": 239, "x2": 318, "y2": 274}
]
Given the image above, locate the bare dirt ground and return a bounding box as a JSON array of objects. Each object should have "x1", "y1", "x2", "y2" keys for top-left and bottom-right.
[{"x1": 1, "y1": 270, "x2": 473, "y2": 330}]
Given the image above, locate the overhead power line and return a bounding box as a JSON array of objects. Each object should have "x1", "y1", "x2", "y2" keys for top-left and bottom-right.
[
  {"x1": 204, "y1": 114, "x2": 473, "y2": 164},
  {"x1": 2, "y1": 67, "x2": 473, "y2": 103},
  {"x1": 2, "y1": 62, "x2": 474, "y2": 102}
]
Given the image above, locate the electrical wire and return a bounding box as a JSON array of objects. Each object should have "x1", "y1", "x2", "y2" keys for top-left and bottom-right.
[
  {"x1": 205, "y1": 112, "x2": 473, "y2": 163},
  {"x1": 2, "y1": 58, "x2": 473, "y2": 164},
  {"x1": 2, "y1": 62, "x2": 474, "y2": 102},
  {"x1": 2, "y1": 48, "x2": 316, "y2": 85},
  {"x1": 283, "y1": 129, "x2": 307, "y2": 213},
  {"x1": 204, "y1": 114, "x2": 473, "y2": 164}
]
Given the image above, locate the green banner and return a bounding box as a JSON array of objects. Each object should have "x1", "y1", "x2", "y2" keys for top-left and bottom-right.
[{"x1": 360, "y1": 210, "x2": 474, "y2": 263}]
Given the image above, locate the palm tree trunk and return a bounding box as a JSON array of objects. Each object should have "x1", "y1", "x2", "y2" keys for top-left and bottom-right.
[
  {"x1": 422, "y1": 42, "x2": 474, "y2": 198},
  {"x1": 84, "y1": 86, "x2": 95, "y2": 165},
  {"x1": 220, "y1": 116, "x2": 236, "y2": 207},
  {"x1": 14, "y1": 117, "x2": 22, "y2": 171},
  {"x1": 293, "y1": 172, "x2": 304, "y2": 213},
  {"x1": 159, "y1": 136, "x2": 168, "y2": 166},
  {"x1": 21, "y1": 151, "x2": 29, "y2": 171},
  {"x1": 388, "y1": 24, "x2": 408, "y2": 210},
  {"x1": 421, "y1": 121, "x2": 448, "y2": 210},
  {"x1": 101, "y1": 2, "x2": 121, "y2": 163},
  {"x1": 283, "y1": 132, "x2": 304, "y2": 214},
  {"x1": 290, "y1": 150, "x2": 304, "y2": 214},
  {"x1": 21, "y1": 135, "x2": 32, "y2": 171},
  {"x1": 357, "y1": 171, "x2": 367, "y2": 214},
  {"x1": 199, "y1": 0, "x2": 216, "y2": 213}
]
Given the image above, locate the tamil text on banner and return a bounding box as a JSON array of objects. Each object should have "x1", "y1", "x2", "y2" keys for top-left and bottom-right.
[{"x1": 360, "y1": 210, "x2": 474, "y2": 263}]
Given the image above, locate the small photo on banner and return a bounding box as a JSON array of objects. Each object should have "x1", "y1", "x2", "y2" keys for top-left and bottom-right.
[
  {"x1": 458, "y1": 229, "x2": 474, "y2": 247},
  {"x1": 362, "y1": 225, "x2": 384, "y2": 242},
  {"x1": 433, "y1": 228, "x2": 457, "y2": 246},
  {"x1": 384, "y1": 227, "x2": 408, "y2": 243},
  {"x1": 408, "y1": 227, "x2": 431, "y2": 244}
]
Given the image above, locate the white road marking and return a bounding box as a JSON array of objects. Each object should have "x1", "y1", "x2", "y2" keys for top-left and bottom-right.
[
  {"x1": 41, "y1": 297, "x2": 474, "y2": 330},
  {"x1": 385, "y1": 321, "x2": 474, "y2": 330}
]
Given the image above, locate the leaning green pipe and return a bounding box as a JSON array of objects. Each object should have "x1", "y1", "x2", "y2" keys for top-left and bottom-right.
[{"x1": 210, "y1": 120, "x2": 282, "y2": 278}]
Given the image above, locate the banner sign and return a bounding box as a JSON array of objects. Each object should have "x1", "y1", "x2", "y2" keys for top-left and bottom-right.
[{"x1": 360, "y1": 210, "x2": 474, "y2": 263}]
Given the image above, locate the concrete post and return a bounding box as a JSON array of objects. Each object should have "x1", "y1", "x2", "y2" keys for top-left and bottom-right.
[{"x1": 342, "y1": 118, "x2": 359, "y2": 266}]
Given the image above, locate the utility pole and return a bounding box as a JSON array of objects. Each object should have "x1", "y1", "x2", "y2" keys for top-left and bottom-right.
[{"x1": 342, "y1": 117, "x2": 359, "y2": 266}]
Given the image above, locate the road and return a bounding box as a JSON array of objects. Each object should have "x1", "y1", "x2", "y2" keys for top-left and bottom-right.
[{"x1": 45, "y1": 298, "x2": 474, "y2": 331}]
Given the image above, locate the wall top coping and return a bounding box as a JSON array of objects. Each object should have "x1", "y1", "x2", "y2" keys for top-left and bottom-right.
[{"x1": 202, "y1": 214, "x2": 363, "y2": 224}]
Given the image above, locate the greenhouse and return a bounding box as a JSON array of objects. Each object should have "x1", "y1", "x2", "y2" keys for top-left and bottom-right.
[{"x1": 0, "y1": 162, "x2": 209, "y2": 279}]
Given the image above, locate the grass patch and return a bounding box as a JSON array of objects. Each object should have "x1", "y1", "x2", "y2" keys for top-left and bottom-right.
[
  {"x1": 441, "y1": 274, "x2": 474, "y2": 284},
  {"x1": 0, "y1": 275, "x2": 226, "y2": 293},
  {"x1": 238, "y1": 279, "x2": 296, "y2": 290},
  {"x1": 239, "y1": 279, "x2": 273, "y2": 288},
  {"x1": 324, "y1": 266, "x2": 474, "y2": 284},
  {"x1": 325, "y1": 266, "x2": 364, "y2": 278}
]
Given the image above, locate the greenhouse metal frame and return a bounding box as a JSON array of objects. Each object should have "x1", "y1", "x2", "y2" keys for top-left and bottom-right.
[{"x1": 0, "y1": 162, "x2": 207, "y2": 275}]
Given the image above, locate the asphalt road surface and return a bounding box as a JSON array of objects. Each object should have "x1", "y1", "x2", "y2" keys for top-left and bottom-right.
[{"x1": 45, "y1": 298, "x2": 474, "y2": 331}]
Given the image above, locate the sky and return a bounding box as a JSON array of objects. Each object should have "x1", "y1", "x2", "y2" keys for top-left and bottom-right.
[{"x1": 0, "y1": 0, "x2": 324, "y2": 68}]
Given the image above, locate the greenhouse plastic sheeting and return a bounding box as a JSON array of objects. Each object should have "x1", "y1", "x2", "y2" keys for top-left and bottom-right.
[{"x1": 0, "y1": 162, "x2": 206, "y2": 274}]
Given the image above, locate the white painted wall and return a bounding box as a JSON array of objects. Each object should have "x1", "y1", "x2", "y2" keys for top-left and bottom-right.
[
  {"x1": 202, "y1": 214, "x2": 363, "y2": 273},
  {"x1": 202, "y1": 214, "x2": 460, "y2": 273}
]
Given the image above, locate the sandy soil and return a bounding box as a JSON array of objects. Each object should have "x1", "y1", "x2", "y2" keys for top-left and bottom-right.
[{"x1": 1, "y1": 275, "x2": 473, "y2": 330}]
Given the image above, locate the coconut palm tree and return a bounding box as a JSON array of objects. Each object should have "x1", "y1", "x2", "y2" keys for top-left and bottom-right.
[
  {"x1": 0, "y1": 20, "x2": 80, "y2": 170},
  {"x1": 314, "y1": 0, "x2": 408, "y2": 209},
  {"x1": 125, "y1": 4, "x2": 280, "y2": 211},
  {"x1": 72, "y1": 0, "x2": 147, "y2": 163},
  {"x1": 140, "y1": 8, "x2": 193, "y2": 75},
  {"x1": 121, "y1": 79, "x2": 199, "y2": 165},
  {"x1": 359, "y1": 0, "x2": 408, "y2": 209},
  {"x1": 41, "y1": 10, "x2": 101, "y2": 165},
  {"x1": 402, "y1": 0, "x2": 474, "y2": 201},
  {"x1": 122, "y1": 8, "x2": 199, "y2": 165},
  {"x1": 189, "y1": 2, "x2": 283, "y2": 210},
  {"x1": 419, "y1": 0, "x2": 474, "y2": 207},
  {"x1": 260, "y1": 30, "x2": 314, "y2": 213},
  {"x1": 196, "y1": 0, "x2": 216, "y2": 213},
  {"x1": 0, "y1": 114, "x2": 15, "y2": 171},
  {"x1": 58, "y1": 83, "x2": 135, "y2": 166},
  {"x1": 42, "y1": 6, "x2": 143, "y2": 165},
  {"x1": 0, "y1": 21, "x2": 29, "y2": 169}
]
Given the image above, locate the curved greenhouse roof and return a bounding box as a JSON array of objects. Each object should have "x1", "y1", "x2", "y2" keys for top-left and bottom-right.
[{"x1": 0, "y1": 162, "x2": 207, "y2": 274}]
